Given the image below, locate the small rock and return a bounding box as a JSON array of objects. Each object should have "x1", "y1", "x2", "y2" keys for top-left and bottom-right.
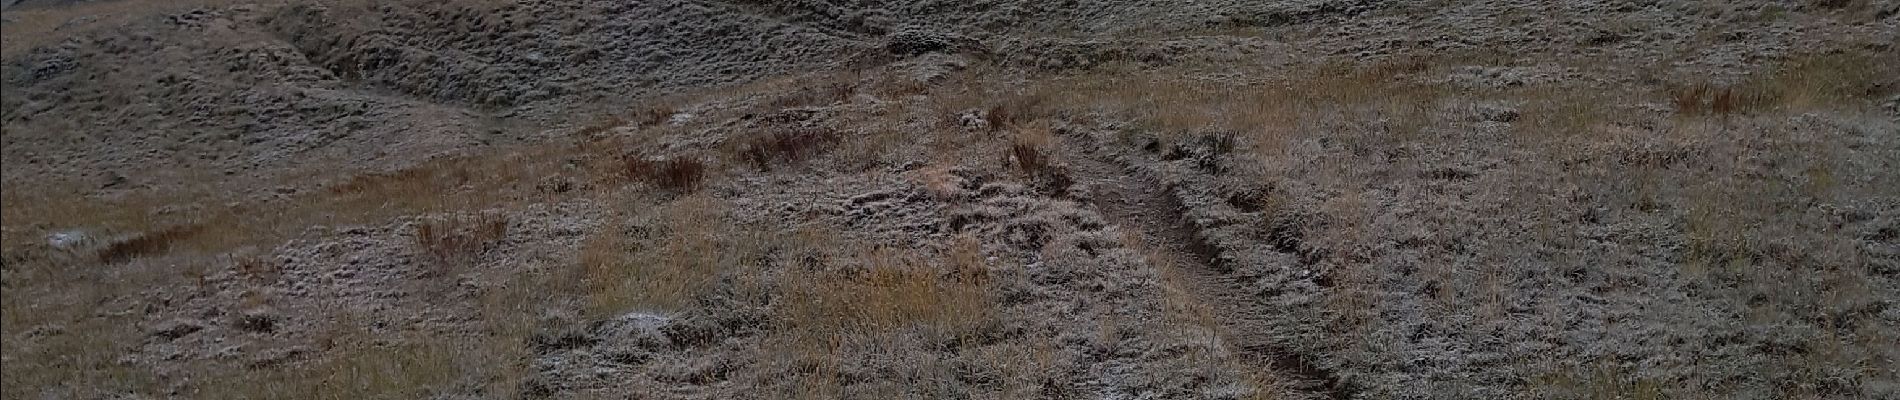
[
  {"x1": 595, "y1": 312, "x2": 673, "y2": 349},
  {"x1": 215, "y1": 345, "x2": 244, "y2": 359},
  {"x1": 667, "y1": 112, "x2": 694, "y2": 126},
  {"x1": 47, "y1": 230, "x2": 94, "y2": 252},
  {"x1": 958, "y1": 111, "x2": 990, "y2": 131}
]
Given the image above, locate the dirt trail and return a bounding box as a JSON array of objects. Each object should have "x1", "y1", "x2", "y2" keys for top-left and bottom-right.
[{"x1": 1060, "y1": 134, "x2": 1353, "y2": 400}]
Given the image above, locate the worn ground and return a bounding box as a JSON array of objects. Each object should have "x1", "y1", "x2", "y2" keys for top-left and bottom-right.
[{"x1": 3, "y1": 0, "x2": 1898, "y2": 399}]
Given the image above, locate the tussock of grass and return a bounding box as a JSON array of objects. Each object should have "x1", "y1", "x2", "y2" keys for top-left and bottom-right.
[
  {"x1": 623, "y1": 156, "x2": 708, "y2": 191},
  {"x1": 1009, "y1": 143, "x2": 1049, "y2": 175},
  {"x1": 737, "y1": 128, "x2": 840, "y2": 171},
  {"x1": 984, "y1": 91, "x2": 1051, "y2": 131},
  {"x1": 95, "y1": 223, "x2": 206, "y2": 263},
  {"x1": 413, "y1": 213, "x2": 509, "y2": 273}
]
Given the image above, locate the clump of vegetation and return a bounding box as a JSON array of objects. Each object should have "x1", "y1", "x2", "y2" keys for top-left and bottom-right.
[
  {"x1": 1008, "y1": 121, "x2": 1056, "y2": 175},
  {"x1": 413, "y1": 214, "x2": 509, "y2": 273},
  {"x1": 1670, "y1": 83, "x2": 1752, "y2": 117},
  {"x1": 782, "y1": 246, "x2": 995, "y2": 337},
  {"x1": 95, "y1": 223, "x2": 205, "y2": 263},
  {"x1": 624, "y1": 157, "x2": 708, "y2": 191},
  {"x1": 1009, "y1": 143, "x2": 1047, "y2": 174},
  {"x1": 738, "y1": 128, "x2": 840, "y2": 171},
  {"x1": 1669, "y1": 83, "x2": 1713, "y2": 115}
]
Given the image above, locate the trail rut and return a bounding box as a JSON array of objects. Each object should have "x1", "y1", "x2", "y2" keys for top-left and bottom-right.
[{"x1": 1060, "y1": 134, "x2": 1353, "y2": 400}]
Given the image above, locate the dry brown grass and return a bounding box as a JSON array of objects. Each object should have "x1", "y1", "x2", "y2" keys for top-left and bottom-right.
[
  {"x1": 1009, "y1": 142, "x2": 1048, "y2": 175},
  {"x1": 736, "y1": 128, "x2": 841, "y2": 171},
  {"x1": 983, "y1": 91, "x2": 1050, "y2": 131},
  {"x1": 784, "y1": 245, "x2": 994, "y2": 336},
  {"x1": 93, "y1": 223, "x2": 206, "y2": 263},
  {"x1": 1670, "y1": 83, "x2": 1712, "y2": 116},
  {"x1": 0, "y1": 45, "x2": 830, "y2": 394},
  {"x1": 907, "y1": 163, "x2": 966, "y2": 200},
  {"x1": 623, "y1": 156, "x2": 708, "y2": 192},
  {"x1": 760, "y1": 239, "x2": 1002, "y2": 397},
  {"x1": 579, "y1": 195, "x2": 734, "y2": 315},
  {"x1": 1666, "y1": 51, "x2": 1895, "y2": 117},
  {"x1": 414, "y1": 213, "x2": 509, "y2": 274},
  {"x1": 1512, "y1": 84, "x2": 1617, "y2": 142},
  {"x1": 1, "y1": 184, "x2": 179, "y2": 250}
]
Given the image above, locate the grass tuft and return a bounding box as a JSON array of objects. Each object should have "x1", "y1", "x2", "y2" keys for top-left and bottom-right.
[
  {"x1": 95, "y1": 224, "x2": 206, "y2": 264},
  {"x1": 624, "y1": 157, "x2": 708, "y2": 192},
  {"x1": 414, "y1": 214, "x2": 509, "y2": 274},
  {"x1": 1670, "y1": 83, "x2": 1710, "y2": 116},
  {"x1": 739, "y1": 128, "x2": 840, "y2": 171}
]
